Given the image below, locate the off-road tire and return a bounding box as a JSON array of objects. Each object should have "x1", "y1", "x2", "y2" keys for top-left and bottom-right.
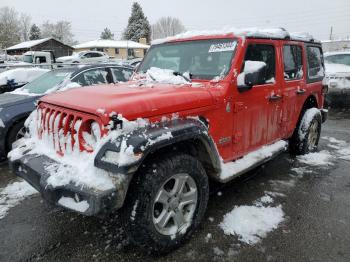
[
  {"x1": 122, "y1": 153, "x2": 209, "y2": 254},
  {"x1": 6, "y1": 120, "x2": 25, "y2": 152},
  {"x1": 289, "y1": 108, "x2": 322, "y2": 155}
]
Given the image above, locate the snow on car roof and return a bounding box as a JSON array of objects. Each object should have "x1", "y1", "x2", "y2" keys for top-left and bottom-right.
[
  {"x1": 73, "y1": 39, "x2": 150, "y2": 49},
  {"x1": 152, "y1": 27, "x2": 318, "y2": 45},
  {"x1": 324, "y1": 50, "x2": 350, "y2": 56},
  {"x1": 6, "y1": 38, "x2": 52, "y2": 50}
]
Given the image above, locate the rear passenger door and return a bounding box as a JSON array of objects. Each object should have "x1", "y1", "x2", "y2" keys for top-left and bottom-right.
[{"x1": 281, "y1": 42, "x2": 306, "y2": 137}]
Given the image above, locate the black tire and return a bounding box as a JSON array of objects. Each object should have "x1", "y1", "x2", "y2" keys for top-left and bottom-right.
[
  {"x1": 122, "y1": 153, "x2": 209, "y2": 254},
  {"x1": 6, "y1": 120, "x2": 26, "y2": 152},
  {"x1": 289, "y1": 108, "x2": 322, "y2": 155}
]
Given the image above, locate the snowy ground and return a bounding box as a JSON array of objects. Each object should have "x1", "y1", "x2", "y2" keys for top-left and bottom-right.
[{"x1": 1, "y1": 109, "x2": 350, "y2": 261}]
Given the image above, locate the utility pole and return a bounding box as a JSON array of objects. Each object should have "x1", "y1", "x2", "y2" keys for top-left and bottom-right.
[{"x1": 329, "y1": 26, "x2": 333, "y2": 40}]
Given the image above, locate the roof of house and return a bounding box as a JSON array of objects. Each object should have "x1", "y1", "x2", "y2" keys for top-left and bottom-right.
[
  {"x1": 6, "y1": 37, "x2": 73, "y2": 51},
  {"x1": 73, "y1": 39, "x2": 150, "y2": 49}
]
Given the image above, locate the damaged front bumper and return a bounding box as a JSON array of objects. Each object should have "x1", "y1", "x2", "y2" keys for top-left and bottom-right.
[{"x1": 10, "y1": 154, "x2": 131, "y2": 216}]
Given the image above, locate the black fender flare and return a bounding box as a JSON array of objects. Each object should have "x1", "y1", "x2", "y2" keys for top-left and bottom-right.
[{"x1": 94, "y1": 118, "x2": 221, "y2": 176}]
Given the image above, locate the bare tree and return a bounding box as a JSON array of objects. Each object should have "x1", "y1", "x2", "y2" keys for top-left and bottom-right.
[
  {"x1": 0, "y1": 7, "x2": 21, "y2": 48},
  {"x1": 151, "y1": 17, "x2": 186, "y2": 40},
  {"x1": 41, "y1": 20, "x2": 75, "y2": 45},
  {"x1": 20, "y1": 13, "x2": 32, "y2": 41}
]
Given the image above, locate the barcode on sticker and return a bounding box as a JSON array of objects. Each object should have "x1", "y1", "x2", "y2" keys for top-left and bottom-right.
[{"x1": 209, "y1": 42, "x2": 237, "y2": 53}]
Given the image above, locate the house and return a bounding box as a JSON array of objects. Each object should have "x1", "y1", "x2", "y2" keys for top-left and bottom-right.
[
  {"x1": 322, "y1": 39, "x2": 350, "y2": 53},
  {"x1": 73, "y1": 39, "x2": 150, "y2": 59},
  {"x1": 6, "y1": 38, "x2": 74, "y2": 58}
]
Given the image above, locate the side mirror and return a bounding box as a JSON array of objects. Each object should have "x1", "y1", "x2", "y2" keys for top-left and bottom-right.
[{"x1": 237, "y1": 61, "x2": 266, "y2": 92}]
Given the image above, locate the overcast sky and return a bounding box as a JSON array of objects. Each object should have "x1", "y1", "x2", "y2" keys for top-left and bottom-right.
[{"x1": 1, "y1": 0, "x2": 349, "y2": 43}]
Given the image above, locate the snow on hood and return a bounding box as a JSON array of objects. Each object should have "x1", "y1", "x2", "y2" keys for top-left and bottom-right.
[
  {"x1": 0, "y1": 68, "x2": 49, "y2": 86},
  {"x1": 143, "y1": 67, "x2": 189, "y2": 85},
  {"x1": 325, "y1": 63, "x2": 350, "y2": 75}
]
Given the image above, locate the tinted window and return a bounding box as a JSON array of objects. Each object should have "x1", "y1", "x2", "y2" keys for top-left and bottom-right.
[
  {"x1": 242, "y1": 44, "x2": 275, "y2": 83},
  {"x1": 37, "y1": 56, "x2": 47, "y2": 63},
  {"x1": 72, "y1": 69, "x2": 109, "y2": 86},
  {"x1": 325, "y1": 54, "x2": 350, "y2": 66},
  {"x1": 91, "y1": 52, "x2": 102, "y2": 58},
  {"x1": 283, "y1": 45, "x2": 303, "y2": 80},
  {"x1": 307, "y1": 46, "x2": 324, "y2": 79},
  {"x1": 111, "y1": 68, "x2": 133, "y2": 82}
]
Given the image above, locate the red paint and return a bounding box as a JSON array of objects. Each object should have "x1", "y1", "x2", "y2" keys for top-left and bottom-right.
[{"x1": 39, "y1": 35, "x2": 325, "y2": 163}]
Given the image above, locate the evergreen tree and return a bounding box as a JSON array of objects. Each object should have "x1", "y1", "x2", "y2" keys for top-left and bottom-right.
[
  {"x1": 123, "y1": 2, "x2": 151, "y2": 43},
  {"x1": 29, "y1": 24, "x2": 41, "y2": 40},
  {"x1": 100, "y1": 28, "x2": 114, "y2": 40}
]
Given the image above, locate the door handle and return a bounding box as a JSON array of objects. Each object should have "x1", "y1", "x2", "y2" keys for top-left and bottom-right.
[
  {"x1": 269, "y1": 94, "x2": 282, "y2": 102},
  {"x1": 296, "y1": 89, "x2": 306, "y2": 95}
]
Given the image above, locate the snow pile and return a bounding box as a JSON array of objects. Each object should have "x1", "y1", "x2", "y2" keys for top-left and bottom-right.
[
  {"x1": 237, "y1": 60, "x2": 266, "y2": 85},
  {"x1": 58, "y1": 196, "x2": 89, "y2": 213},
  {"x1": 220, "y1": 140, "x2": 287, "y2": 180},
  {"x1": 145, "y1": 67, "x2": 189, "y2": 85},
  {"x1": 0, "y1": 68, "x2": 49, "y2": 86},
  {"x1": 297, "y1": 150, "x2": 333, "y2": 166},
  {"x1": 8, "y1": 110, "x2": 152, "y2": 190},
  {"x1": 0, "y1": 180, "x2": 37, "y2": 219},
  {"x1": 220, "y1": 195, "x2": 284, "y2": 244}
]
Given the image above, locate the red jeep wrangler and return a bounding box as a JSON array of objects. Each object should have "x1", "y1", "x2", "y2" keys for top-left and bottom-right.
[{"x1": 10, "y1": 28, "x2": 327, "y2": 253}]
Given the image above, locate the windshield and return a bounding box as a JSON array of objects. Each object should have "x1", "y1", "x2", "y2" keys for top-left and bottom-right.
[
  {"x1": 325, "y1": 54, "x2": 350, "y2": 66},
  {"x1": 138, "y1": 38, "x2": 237, "y2": 80},
  {"x1": 21, "y1": 69, "x2": 73, "y2": 94},
  {"x1": 23, "y1": 55, "x2": 33, "y2": 63}
]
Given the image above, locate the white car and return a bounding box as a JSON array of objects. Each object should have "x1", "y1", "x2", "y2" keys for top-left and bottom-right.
[
  {"x1": 324, "y1": 51, "x2": 350, "y2": 107},
  {"x1": 56, "y1": 51, "x2": 109, "y2": 64}
]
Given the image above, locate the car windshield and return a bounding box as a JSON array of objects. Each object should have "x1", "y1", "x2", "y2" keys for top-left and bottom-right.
[
  {"x1": 325, "y1": 54, "x2": 350, "y2": 66},
  {"x1": 23, "y1": 55, "x2": 33, "y2": 63},
  {"x1": 138, "y1": 38, "x2": 237, "y2": 80},
  {"x1": 20, "y1": 69, "x2": 73, "y2": 94}
]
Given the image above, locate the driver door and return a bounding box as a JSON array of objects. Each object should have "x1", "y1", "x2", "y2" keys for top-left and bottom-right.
[{"x1": 232, "y1": 40, "x2": 280, "y2": 157}]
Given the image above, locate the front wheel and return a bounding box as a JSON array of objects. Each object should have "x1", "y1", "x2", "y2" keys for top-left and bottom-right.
[
  {"x1": 122, "y1": 153, "x2": 209, "y2": 253},
  {"x1": 289, "y1": 108, "x2": 322, "y2": 155}
]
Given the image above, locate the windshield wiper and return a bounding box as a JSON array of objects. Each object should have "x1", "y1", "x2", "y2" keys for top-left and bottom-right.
[{"x1": 173, "y1": 71, "x2": 192, "y2": 83}]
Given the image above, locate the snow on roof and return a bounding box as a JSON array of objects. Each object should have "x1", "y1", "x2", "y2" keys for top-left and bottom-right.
[
  {"x1": 6, "y1": 38, "x2": 52, "y2": 50},
  {"x1": 152, "y1": 27, "x2": 318, "y2": 45},
  {"x1": 322, "y1": 39, "x2": 350, "y2": 43},
  {"x1": 73, "y1": 39, "x2": 150, "y2": 50},
  {"x1": 324, "y1": 50, "x2": 350, "y2": 56}
]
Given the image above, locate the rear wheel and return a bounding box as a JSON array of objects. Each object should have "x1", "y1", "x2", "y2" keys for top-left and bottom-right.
[
  {"x1": 122, "y1": 153, "x2": 209, "y2": 253},
  {"x1": 289, "y1": 108, "x2": 322, "y2": 155}
]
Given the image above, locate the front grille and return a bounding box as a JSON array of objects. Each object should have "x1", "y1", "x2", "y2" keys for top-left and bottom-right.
[{"x1": 37, "y1": 102, "x2": 105, "y2": 155}]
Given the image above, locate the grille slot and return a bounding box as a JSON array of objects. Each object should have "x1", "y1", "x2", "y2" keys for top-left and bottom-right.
[{"x1": 37, "y1": 103, "x2": 105, "y2": 155}]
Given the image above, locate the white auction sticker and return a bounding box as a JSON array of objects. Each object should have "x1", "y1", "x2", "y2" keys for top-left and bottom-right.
[{"x1": 209, "y1": 42, "x2": 237, "y2": 53}]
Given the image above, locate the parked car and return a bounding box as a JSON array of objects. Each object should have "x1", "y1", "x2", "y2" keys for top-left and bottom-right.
[
  {"x1": 10, "y1": 29, "x2": 327, "y2": 253},
  {"x1": 0, "y1": 68, "x2": 49, "y2": 94},
  {"x1": 324, "y1": 51, "x2": 350, "y2": 107},
  {"x1": 123, "y1": 57, "x2": 143, "y2": 68},
  {"x1": 56, "y1": 51, "x2": 109, "y2": 64},
  {"x1": 0, "y1": 64, "x2": 133, "y2": 161}
]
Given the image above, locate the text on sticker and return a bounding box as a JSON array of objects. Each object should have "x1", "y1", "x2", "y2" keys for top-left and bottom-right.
[{"x1": 209, "y1": 42, "x2": 237, "y2": 53}]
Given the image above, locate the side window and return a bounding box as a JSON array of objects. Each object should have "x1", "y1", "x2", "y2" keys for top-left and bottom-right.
[
  {"x1": 242, "y1": 44, "x2": 276, "y2": 84},
  {"x1": 111, "y1": 68, "x2": 133, "y2": 82},
  {"x1": 36, "y1": 56, "x2": 47, "y2": 63},
  {"x1": 283, "y1": 45, "x2": 303, "y2": 80},
  {"x1": 72, "y1": 69, "x2": 109, "y2": 86},
  {"x1": 306, "y1": 46, "x2": 324, "y2": 79}
]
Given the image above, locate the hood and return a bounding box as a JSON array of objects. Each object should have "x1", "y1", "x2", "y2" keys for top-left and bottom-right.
[
  {"x1": 40, "y1": 82, "x2": 215, "y2": 123},
  {"x1": 0, "y1": 92, "x2": 37, "y2": 108}
]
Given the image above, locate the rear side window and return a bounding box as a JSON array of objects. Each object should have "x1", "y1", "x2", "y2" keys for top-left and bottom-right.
[
  {"x1": 283, "y1": 45, "x2": 303, "y2": 80},
  {"x1": 325, "y1": 54, "x2": 350, "y2": 66},
  {"x1": 73, "y1": 69, "x2": 109, "y2": 86},
  {"x1": 111, "y1": 68, "x2": 133, "y2": 82},
  {"x1": 307, "y1": 46, "x2": 324, "y2": 80},
  {"x1": 242, "y1": 44, "x2": 276, "y2": 84}
]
